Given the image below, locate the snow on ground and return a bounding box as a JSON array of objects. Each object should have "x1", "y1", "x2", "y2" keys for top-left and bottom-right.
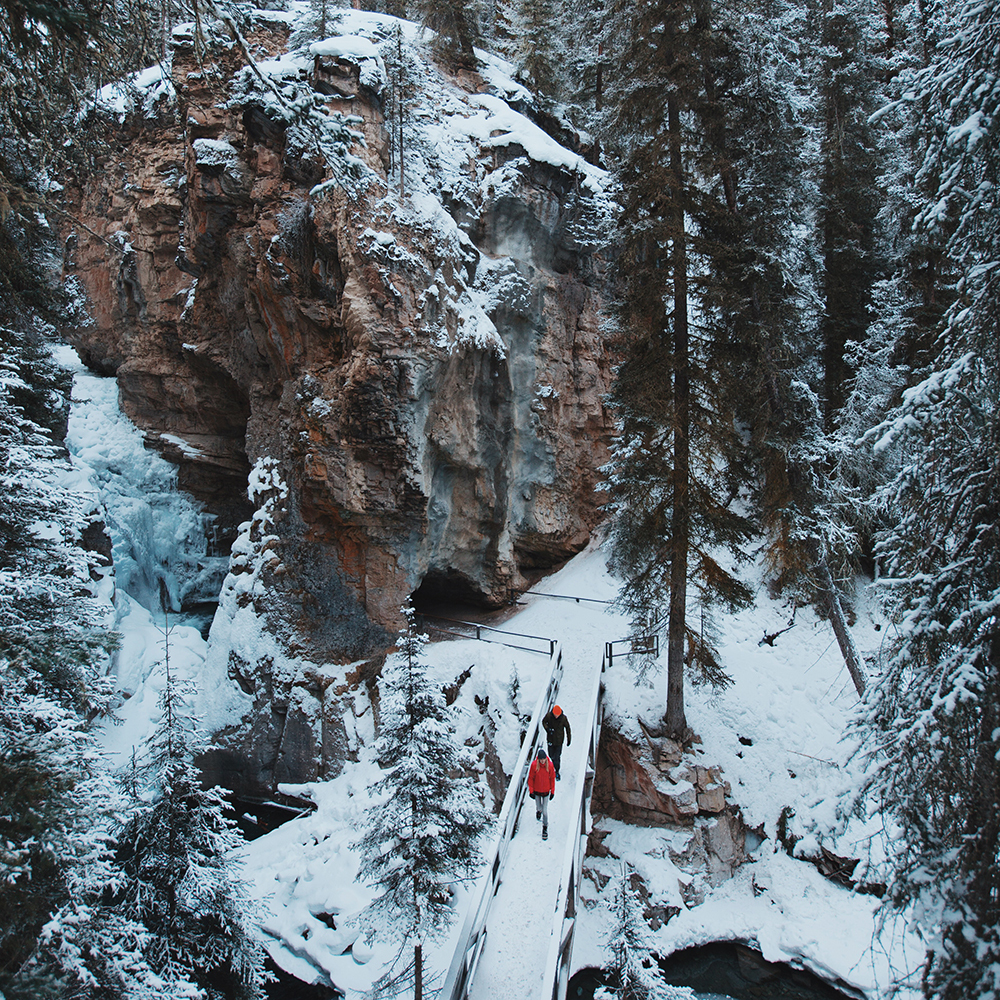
[
  {"x1": 57, "y1": 331, "x2": 925, "y2": 998},
  {"x1": 56, "y1": 6, "x2": 926, "y2": 994},
  {"x1": 240, "y1": 541, "x2": 924, "y2": 1000},
  {"x1": 572, "y1": 557, "x2": 925, "y2": 1000},
  {"x1": 244, "y1": 634, "x2": 555, "y2": 993}
]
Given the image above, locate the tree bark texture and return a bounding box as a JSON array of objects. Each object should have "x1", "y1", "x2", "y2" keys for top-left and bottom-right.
[
  {"x1": 666, "y1": 93, "x2": 690, "y2": 739},
  {"x1": 814, "y1": 554, "x2": 866, "y2": 696}
]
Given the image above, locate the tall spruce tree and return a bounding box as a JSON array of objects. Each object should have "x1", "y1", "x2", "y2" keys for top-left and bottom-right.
[
  {"x1": 356, "y1": 605, "x2": 489, "y2": 1000},
  {"x1": 810, "y1": 0, "x2": 884, "y2": 427},
  {"x1": 510, "y1": 0, "x2": 564, "y2": 100},
  {"x1": 603, "y1": 0, "x2": 756, "y2": 737},
  {"x1": 419, "y1": 0, "x2": 481, "y2": 68},
  {"x1": 701, "y1": 0, "x2": 867, "y2": 695},
  {"x1": 857, "y1": 1, "x2": 1000, "y2": 997}
]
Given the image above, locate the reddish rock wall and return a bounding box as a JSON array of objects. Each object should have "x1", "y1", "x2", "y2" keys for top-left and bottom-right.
[{"x1": 62, "y1": 21, "x2": 612, "y2": 680}]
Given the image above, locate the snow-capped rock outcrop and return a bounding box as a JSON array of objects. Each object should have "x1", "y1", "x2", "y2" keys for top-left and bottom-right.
[{"x1": 61, "y1": 11, "x2": 611, "y2": 786}]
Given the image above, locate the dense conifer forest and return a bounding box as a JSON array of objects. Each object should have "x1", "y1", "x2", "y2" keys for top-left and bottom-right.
[{"x1": 0, "y1": 1, "x2": 997, "y2": 998}]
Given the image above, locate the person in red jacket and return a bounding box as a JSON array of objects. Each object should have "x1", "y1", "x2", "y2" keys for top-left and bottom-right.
[{"x1": 528, "y1": 747, "x2": 556, "y2": 840}]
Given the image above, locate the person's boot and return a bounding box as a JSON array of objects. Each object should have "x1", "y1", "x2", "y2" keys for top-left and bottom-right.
[
  {"x1": 542, "y1": 825, "x2": 548, "y2": 840},
  {"x1": 536, "y1": 809, "x2": 541, "y2": 820}
]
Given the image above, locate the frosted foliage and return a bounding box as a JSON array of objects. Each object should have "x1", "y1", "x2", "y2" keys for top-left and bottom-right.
[
  {"x1": 854, "y1": 1, "x2": 1000, "y2": 997},
  {"x1": 105, "y1": 662, "x2": 267, "y2": 998},
  {"x1": 226, "y1": 456, "x2": 288, "y2": 596},
  {"x1": 227, "y1": 40, "x2": 371, "y2": 198},
  {"x1": 356, "y1": 608, "x2": 490, "y2": 944},
  {"x1": 603, "y1": 864, "x2": 696, "y2": 1000},
  {"x1": 65, "y1": 371, "x2": 214, "y2": 613}
]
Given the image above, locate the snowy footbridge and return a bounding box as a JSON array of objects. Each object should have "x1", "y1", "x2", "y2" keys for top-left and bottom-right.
[{"x1": 440, "y1": 609, "x2": 613, "y2": 1000}]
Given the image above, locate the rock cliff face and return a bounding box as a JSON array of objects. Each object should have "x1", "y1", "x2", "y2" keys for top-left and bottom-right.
[
  {"x1": 62, "y1": 14, "x2": 611, "y2": 783},
  {"x1": 592, "y1": 726, "x2": 751, "y2": 894}
]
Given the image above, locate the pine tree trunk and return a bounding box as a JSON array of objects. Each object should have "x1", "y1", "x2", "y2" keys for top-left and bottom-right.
[
  {"x1": 398, "y1": 28, "x2": 405, "y2": 199},
  {"x1": 666, "y1": 93, "x2": 689, "y2": 740},
  {"x1": 595, "y1": 41, "x2": 603, "y2": 111},
  {"x1": 415, "y1": 941, "x2": 423, "y2": 1000},
  {"x1": 813, "y1": 553, "x2": 866, "y2": 696}
]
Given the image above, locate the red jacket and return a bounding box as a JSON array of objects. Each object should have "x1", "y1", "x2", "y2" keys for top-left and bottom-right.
[{"x1": 528, "y1": 756, "x2": 556, "y2": 796}]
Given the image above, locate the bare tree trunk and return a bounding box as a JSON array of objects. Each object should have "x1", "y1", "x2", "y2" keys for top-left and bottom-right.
[
  {"x1": 595, "y1": 41, "x2": 603, "y2": 112},
  {"x1": 415, "y1": 941, "x2": 423, "y2": 1000},
  {"x1": 666, "y1": 93, "x2": 689, "y2": 740},
  {"x1": 814, "y1": 552, "x2": 866, "y2": 696}
]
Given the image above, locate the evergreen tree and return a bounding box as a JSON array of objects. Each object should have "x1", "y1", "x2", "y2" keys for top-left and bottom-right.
[
  {"x1": 702, "y1": 0, "x2": 867, "y2": 695},
  {"x1": 111, "y1": 623, "x2": 266, "y2": 999},
  {"x1": 0, "y1": 325, "x2": 121, "y2": 998},
  {"x1": 561, "y1": 0, "x2": 611, "y2": 114},
  {"x1": 383, "y1": 22, "x2": 421, "y2": 199},
  {"x1": 602, "y1": 862, "x2": 695, "y2": 1000},
  {"x1": 510, "y1": 0, "x2": 564, "y2": 100},
  {"x1": 603, "y1": 0, "x2": 756, "y2": 737},
  {"x1": 810, "y1": 0, "x2": 885, "y2": 427},
  {"x1": 857, "y1": 1, "x2": 1000, "y2": 997},
  {"x1": 356, "y1": 605, "x2": 489, "y2": 1000},
  {"x1": 0, "y1": 715, "x2": 104, "y2": 998},
  {"x1": 419, "y1": 0, "x2": 481, "y2": 68}
]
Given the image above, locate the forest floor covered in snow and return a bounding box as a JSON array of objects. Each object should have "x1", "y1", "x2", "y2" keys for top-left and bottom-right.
[{"x1": 60, "y1": 342, "x2": 927, "y2": 999}]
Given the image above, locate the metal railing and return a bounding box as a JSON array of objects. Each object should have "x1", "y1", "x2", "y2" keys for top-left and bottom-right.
[
  {"x1": 440, "y1": 642, "x2": 566, "y2": 1000},
  {"x1": 540, "y1": 650, "x2": 605, "y2": 1000},
  {"x1": 417, "y1": 613, "x2": 557, "y2": 657},
  {"x1": 440, "y1": 645, "x2": 606, "y2": 1000},
  {"x1": 604, "y1": 633, "x2": 658, "y2": 668}
]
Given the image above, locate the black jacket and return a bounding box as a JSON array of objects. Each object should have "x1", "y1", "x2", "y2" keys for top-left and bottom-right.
[{"x1": 543, "y1": 710, "x2": 571, "y2": 749}]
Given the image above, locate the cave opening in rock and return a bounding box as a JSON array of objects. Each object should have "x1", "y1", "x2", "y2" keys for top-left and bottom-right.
[{"x1": 411, "y1": 568, "x2": 493, "y2": 621}]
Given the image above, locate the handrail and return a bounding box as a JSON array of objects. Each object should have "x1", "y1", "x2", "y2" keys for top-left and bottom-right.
[
  {"x1": 604, "y1": 633, "x2": 658, "y2": 668},
  {"x1": 417, "y1": 614, "x2": 557, "y2": 656},
  {"x1": 440, "y1": 642, "x2": 566, "y2": 1000},
  {"x1": 540, "y1": 651, "x2": 605, "y2": 1000},
  {"x1": 521, "y1": 591, "x2": 614, "y2": 606}
]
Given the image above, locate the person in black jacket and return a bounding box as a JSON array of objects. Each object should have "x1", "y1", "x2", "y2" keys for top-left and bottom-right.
[{"x1": 542, "y1": 704, "x2": 571, "y2": 780}]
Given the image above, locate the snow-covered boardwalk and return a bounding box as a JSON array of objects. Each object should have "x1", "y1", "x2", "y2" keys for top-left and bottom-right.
[{"x1": 455, "y1": 551, "x2": 627, "y2": 1000}]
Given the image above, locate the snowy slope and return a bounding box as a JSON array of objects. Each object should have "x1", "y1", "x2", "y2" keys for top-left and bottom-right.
[
  {"x1": 59, "y1": 340, "x2": 924, "y2": 997},
  {"x1": 234, "y1": 546, "x2": 925, "y2": 999},
  {"x1": 54, "y1": 6, "x2": 926, "y2": 996},
  {"x1": 572, "y1": 559, "x2": 925, "y2": 1000}
]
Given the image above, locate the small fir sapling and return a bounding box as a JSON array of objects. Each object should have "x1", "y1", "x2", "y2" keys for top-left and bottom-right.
[
  {"x1": 600, "y1": 862, "x2": 695, "y2": 1000},
  {"x1": 111, "y1": 617, "x2": 267, "y2": 999},
  {"x1": 356, "y1": 603, "x2": 490, "y2": 1000}
]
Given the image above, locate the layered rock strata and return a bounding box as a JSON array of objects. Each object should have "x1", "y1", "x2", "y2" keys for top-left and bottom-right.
[
  {"x1": 62, "y1": 16, "x2": 612, "y2": 784},
  {"x1": 593, "y1": 727, "x2": 750, "y2": 891}
]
